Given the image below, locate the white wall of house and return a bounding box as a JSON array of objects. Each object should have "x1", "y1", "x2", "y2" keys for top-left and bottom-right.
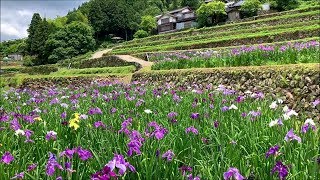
[{"x1": 157, "y1": 15, "x2": 176, "y2": 25}]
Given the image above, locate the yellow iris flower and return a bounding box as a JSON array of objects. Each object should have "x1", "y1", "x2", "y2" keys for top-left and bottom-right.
[
  {"x1": 34, "y1": 116, "x2": 42, "y2": 121},
  {"x1": 69, "y1": 113, "x2": 80, "y2": 130}
]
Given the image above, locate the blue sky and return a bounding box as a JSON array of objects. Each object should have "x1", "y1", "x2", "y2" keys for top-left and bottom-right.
[{"x1": 1, "y1": 0, "x2": 88, "y2": 41}]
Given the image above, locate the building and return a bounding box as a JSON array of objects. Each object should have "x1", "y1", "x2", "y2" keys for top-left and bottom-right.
[
  {"x1": 7, "y1": 54, "x2": 23, "y2": 61},
  {"x1": 226, "y1": 0, "x2": 244, "y2": 21},
  {"x1": 156, "y1": 7, "x2": 197, "y2": 34}
]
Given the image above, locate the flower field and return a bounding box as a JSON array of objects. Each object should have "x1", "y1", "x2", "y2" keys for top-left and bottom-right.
[
  {"x1": 0, "y1": 82, "x2": 319, "y2": 179},
  {"x1": 151, "y1": 40, "x2": 320, "y2": 70}
]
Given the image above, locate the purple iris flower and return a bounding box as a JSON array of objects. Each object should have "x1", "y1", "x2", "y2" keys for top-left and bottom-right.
[
  {"x1": 284, "y1": 129, "x2": 301, "y2": 143},
  {"x1": 27, "y1": 163, "x2": 37, "y2": 172},
  {"x1": 91, "y1": 166, "x2": 117, "y2": 179},
  {"x1": 312, "y1": 99, "x2": 320, "y2": 107},
  {"x1": 179, "y1": 165, "x2": 192, "y2": 176},
  {"x1": 214, "y1": 121, "x2": 219, "y2": 128},
  {"x1": 76, "y1": 147, "x2": 93, "y2": 161},
  {"x1": 185, "y1": 126, "x2": 199, "y2": 135},
  {"x1": 61, "y1": 112, "x2": 67, "y2": 119},
  {"x1": 223, "y1": 167, "x2": 245, "y2": 180},
  {"x1": 271, "y1": 161, "x2": 289, "y2": 180},
  {"x1": 24, "y1": 129, "x2": 34, "y2": 143},
  {"x1": 301, "y1": 123, "x2": 316, "y2": 133},
  {"x1": 110, "y1": 107, "x2": 117, "y2": 114},
  {"x1": 46, "y1": 153, "x2": 63, "y2": 176},
  {"x1": 1, "y1": 151, "x2": 14, "y2": 164},
  {"x1": 266, "y1": 145, "x2": 280, "y2": 158},
  {"x1": 106, "y1": 154, "x2": 136, "y2": 175},
  {"x1": 0, "y1": 114, "x2": 10, "y2": 122},
  {"x1": 46, "y1": 131, "x2": 57, "y2": 141},
  {"x1": 49, "y1": 98, "x2": 59, "y2": 105},
  {"x1": 222, "y1": 106, "x2": 229, "y2": 112},
  {"x1": 94, "y1": 121, "x2": 106, "y2": 129},
  {"x1": 10, "y1": 118, "x2": 21, "y2": 131},
  {"x1": 190, "y1": 113, "x2": 200, "y2": 119},
  {"x1": 60, "y1": 149, "x2": 75, "y2": 159},
  {"x1": 187, "y1": 174, "x2": 201, "y2": 180},
  {"x1": 162, "y1": 150, "x2": 175, "y2": 161},
  {"x1": 127, "y1": 130, "x2": 144, "y2": 157},
  {"x1": 236, "y1": 96, "x2": 245, "y2": 103},
  {"x1": 167, "y1": 112, "x2": 178, "y2": 119},
  {"x1": 88, "y1": 107, "x2": 103, "y2": 115},
  {"x1": 11, "y1": 172, "x2": 24, "y2": 179}
]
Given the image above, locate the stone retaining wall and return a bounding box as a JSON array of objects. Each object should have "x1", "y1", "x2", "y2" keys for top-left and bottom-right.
[{"x1": 132, "y1": 64, "x2": 320, "y2": 120}]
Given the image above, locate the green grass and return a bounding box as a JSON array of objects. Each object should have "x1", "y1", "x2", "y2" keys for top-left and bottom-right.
[{"x1": 53, "y1": 66, "x2": 136, "y2": 75}]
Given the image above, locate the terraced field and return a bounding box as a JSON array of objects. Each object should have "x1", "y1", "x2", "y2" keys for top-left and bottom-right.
[{"x1": 110, "y1": 6, "x2": 320, "y2": 55}]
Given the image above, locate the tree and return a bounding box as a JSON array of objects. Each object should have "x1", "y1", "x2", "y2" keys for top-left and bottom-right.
[
  {"x1": 140, "y1": 15, "x2": 157, "y2": 34},
  {"x1": 66, "y1": 10, "x2": 89, "y2": 24},
  {"x1": 181, "y1": 0, "x2": 199, "y2": 9},
  {"x1": 273, "y1": 0, "x2": 299, "y2": 11},
  {"x1": 133, "y1": 30, "x2": 149, "y2": 39},
  {"x1": 26, "y1": 13, "x2": 42, "y2": 55},
  {"x1": 196, "y1": 1, "x2": 226, "y2": 27},
  {"x1": 45, "y1": 22, "x2": 95, "y2": 64},
  {"x1": 240, "y1": 0, "x2": 261, "y2": 17}
]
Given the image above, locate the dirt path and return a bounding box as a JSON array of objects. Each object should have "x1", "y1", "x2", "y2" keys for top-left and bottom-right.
[
  {"x1": 90, "y1": 49, "x2": 112, "y2": 59},
  {"x1": 116, "y1": 55, "x2": 153, "y2": 70}
]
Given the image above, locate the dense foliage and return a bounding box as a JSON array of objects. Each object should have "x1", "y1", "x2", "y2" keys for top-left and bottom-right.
[
  {"x1": 196, "y1": 1, "x2": 227, "y2": 27},
  {"x1": 45, "y1": 22, "x2": 95, "y2": 64},
  {"x1": 0, "y1": 82, "x2": 319, "y2": 179}
]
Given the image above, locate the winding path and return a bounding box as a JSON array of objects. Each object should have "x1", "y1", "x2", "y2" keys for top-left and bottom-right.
[{"x1": 91, "y1": 49, "x2": 153, "y2": 71}]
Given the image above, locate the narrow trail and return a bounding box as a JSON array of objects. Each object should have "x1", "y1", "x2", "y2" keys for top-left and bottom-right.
[
  {"x1": 90, "y1": 49, "x2": 112, "y2": 59},
  {"x1": 91, "y1": 48, "x2": 153, "y2": 72},
  {"x1": 90, "y1": 49, "x2": 153, "y2": 83},
  {"x1": 115, "y1": 55, "x2": 154, "y2": 71}
]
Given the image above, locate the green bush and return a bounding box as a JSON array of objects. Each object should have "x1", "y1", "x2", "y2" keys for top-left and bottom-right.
[
  {"x1": 22, "y1": 55, "x2": 36, "y2": 66},
  {"x1": 134, "y1": 30, "x2": 149, "y2": 39},
  {"x1": 240, "y1": 0, "x2": 261, "y2": 18},
  {"x1": 20, "y1": 65, "x2": 58, "y2": 75}
]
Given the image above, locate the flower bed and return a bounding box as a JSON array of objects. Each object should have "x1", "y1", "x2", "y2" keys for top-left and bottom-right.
[
  {"x1": 151, "y1": 40, "x2": 320, "y2": 69},
  {"x1": 0, "y1": 82, "x2": 319, "y2": 179}
]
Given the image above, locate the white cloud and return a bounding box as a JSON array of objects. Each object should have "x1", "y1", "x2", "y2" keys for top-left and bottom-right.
[
  {"x1": 17, "y1": 9, "x2": 33, "y2": 17},
  {"x1": 1, "y1": 22, "x2": 28, "y2": 38}
]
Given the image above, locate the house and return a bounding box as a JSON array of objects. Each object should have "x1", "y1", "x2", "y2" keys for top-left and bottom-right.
[
  {"x1": 226, "y1": 0, "x2": 244, "y2": 21},
  {"x1": 205, "y1": 0, "x2": 242, "y2": 21},
  {"x1": 7, "y1": 54, "x2": 23, "y2": 61},
  {"x1": 156, "y1": 7, "x2": 197, "y2": 34}
]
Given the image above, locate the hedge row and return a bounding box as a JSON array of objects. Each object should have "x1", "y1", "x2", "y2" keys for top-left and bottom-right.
[
  {"x1": 19, "y1": 65, "x2": 58, "y2": 75},
  {"x1": 16, "y1": 76, "x2": 125, "y2": 89},
  {"x1": 121, "y1": 9, "x2": 319, "y2": 44},
  {"x1": 57, "y1": 66, "x2": 136, "y2": 75},
  {"x1": 116, "y1": 20, "x2": 318, "y2": 50},
  {"x1": 112, "y1": 25, "x2": 320, "y2": 54},
  {"x1": 77, "y1": 56, "x2": 142, "y2": 71},
  {"x1": 132, "y1": 63, "x2": 320, "y2": 120}
]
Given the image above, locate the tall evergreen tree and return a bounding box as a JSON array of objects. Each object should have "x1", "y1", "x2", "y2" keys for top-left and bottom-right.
[{"x1": 26, "y1": 13, "x2": 42, "y2": 55}]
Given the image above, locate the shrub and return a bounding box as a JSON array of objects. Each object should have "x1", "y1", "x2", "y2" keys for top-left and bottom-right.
[
  {"x1": 134, "y1": 30, "x2": 149, "y2": 39},
  {"x1": 273, "y1": 0, "x2": 299, "y2": 11},
  {"x1": 240, "y1": 0, "x2": 261, "y2": 18},
  {"x1": 20, "y1": 65, "x2": 58, "y2": 75},
  {"x1": 22, "y1": 55, "x2": 36, "y2": 66}
]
